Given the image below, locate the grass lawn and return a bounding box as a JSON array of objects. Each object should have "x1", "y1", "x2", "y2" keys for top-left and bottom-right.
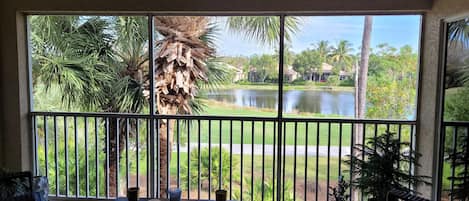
[
  {"x1": 166, "y1": 152, "x2": 348, "y2": 183},
  {"x1": 216, "y1": 83, "x2": 354, "y2": 92},
  {"x1": 175, "y1": 100, "x2": 413, "y2": 146}
]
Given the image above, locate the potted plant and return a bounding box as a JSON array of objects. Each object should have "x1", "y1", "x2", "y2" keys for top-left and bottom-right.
[
  {"x1": 329, "y1": 175, "x2": 350, "y2": 201},
  {"x1": 346, "y1": 131, "x2": 430, "y2": 201}
]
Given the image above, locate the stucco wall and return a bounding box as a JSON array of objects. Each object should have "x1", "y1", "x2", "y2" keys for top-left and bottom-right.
[{"x1": 417, "y1": 0, "x2": 469, "y2": 199}]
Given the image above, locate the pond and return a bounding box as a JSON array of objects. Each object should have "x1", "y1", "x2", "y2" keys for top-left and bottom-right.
[{"x1": 206, "y1": 89, "x2": 355, "y2": 116}]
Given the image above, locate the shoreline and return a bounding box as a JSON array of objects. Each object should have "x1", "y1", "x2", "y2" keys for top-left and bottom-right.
[{"x1": 211, "y1": 83, "x2": 355, "y2": 91}]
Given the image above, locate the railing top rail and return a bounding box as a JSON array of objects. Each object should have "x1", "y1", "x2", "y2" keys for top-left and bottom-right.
[
  {"x1": 31, "y1": 111, "x2": 416, "y2": 124},
  {"x1": 442, "y1": 121, "x2": 469, "y2": 126}
]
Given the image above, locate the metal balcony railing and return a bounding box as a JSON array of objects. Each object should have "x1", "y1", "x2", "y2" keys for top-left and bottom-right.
[
  {"x1": 30, "y1": 112, "x2": 417, "y2": 201},
  {"x1": 440, "y1": 121, "x2": 469, "y2": 201}
]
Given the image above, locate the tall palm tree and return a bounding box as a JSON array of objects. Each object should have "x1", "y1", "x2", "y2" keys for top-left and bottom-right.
[
  {"x1": 32, "y1": 15, "x2": 301, "y2": 198},
  {"x1": 152, "y1": 16, "x2": 300, "y2": 197},
  {"x1": 315, "y1": 40, "x2": 332, "y2": 64},
  {"x1": 331, "y1": 40, "x2": 354, "y2": 74},
  {"x1": 354, "y1": 15, "x2": 373, "y2": 201}
]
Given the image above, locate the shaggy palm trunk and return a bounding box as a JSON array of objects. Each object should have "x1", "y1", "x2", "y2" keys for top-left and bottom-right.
[
  {"x1": 158, "y1": 105, "x2": 177, "y2": 198},
  {"x1": 153, "y1": 16, "x2": 214, "y2": 198},
  {"x1": 108, "y1": 118, "x2": 126, "y2": 197},
  {"x1": 354, "y1": 15, "x2": 373, "y2": 201}
]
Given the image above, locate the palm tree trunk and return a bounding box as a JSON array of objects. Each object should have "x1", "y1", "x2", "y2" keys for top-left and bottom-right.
[
  {"x1": 158, "y1": 104, "x2": 178, "y2": 198},
  {"x1": 108, "y1": 118, "x2": 126, "y2": 197},
  {"x1": 354, "y1": 15, "x2": 373, "y2": 201}
]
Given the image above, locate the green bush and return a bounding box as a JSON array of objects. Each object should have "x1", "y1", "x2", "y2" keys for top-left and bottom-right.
[
  {"x1": 326, "y1": 75, "x2": 340, "y2": 86},
  {"x1": 180, "y1": 147, "x2": 240, "y2": 192},
  {"x1": 339, "y1": 78, "x2": 354, "y2": 87}
]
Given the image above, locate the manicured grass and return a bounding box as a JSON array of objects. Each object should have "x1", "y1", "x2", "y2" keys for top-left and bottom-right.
[
  {"x1": 217, "y1": 83, "x2": 354, "y2": 91},
  {"x1": 175, "y1": 100, "x2": 413, "y2": 146},
  {"x1": 167, "y1": 152, "x2": 348, "y2": 183}
]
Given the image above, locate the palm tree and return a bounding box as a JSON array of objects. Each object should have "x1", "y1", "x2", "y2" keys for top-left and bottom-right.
[
  {"x1": 331, "y1": 40, "x2": 354, "y2": 75},
  {"x1": 32, "y1": 15, "x2": 301, "y2": 198},
  {"x1": 152, "y1": 16, "x2": 300, "y2": 197},
  {"x1": 354, "y1": 15, "x2": 373, "y2": 201},
  {"x1": 32, "y1": 16, "x2": 150, "y2": 196},
  {"x1": 315, "y1": 40, "x2": 332, "y2": 64}
]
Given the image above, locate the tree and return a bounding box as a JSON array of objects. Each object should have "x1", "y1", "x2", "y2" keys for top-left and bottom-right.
[
  {"x1": 31, "y1": 16, "x2": 149, "y2": 196},
  {"x1": 354, "y1": 15, "x2": 373, "y2": 201},
  {"x1": 249, "y1": 54, "x2": 278, "y2": 82},
  {"x1": 331, "y1": 40, "x2": 353, "y2": 74},
  {"x1": 32, "y1": 15, "x2": 302, "y2": 198},
  {"x1": 153, "y1": 16, "x2": 301, "y2": 197},
  {"x1": 292, "y1": 49, "x2": 320, "y2": 79},
  {"x1": 314, "y1": 40, "x2": 332, "y2": 64}
]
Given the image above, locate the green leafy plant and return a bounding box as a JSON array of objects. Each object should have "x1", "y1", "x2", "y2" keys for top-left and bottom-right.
[
  {"x1": 446, "y1": 130, "x2": 469, "y2": 200},
  {"x1": 180, "y1": 147, "x2": 240, "y2": 192},
  {"x1": 346, "y1": 131, "x2": 430, "y2": 201},
  {"x1": 329, "y1": 175, "x2": 350, "y2": 201},
  {"x1": 232, "y1": 178, "x2": 293, "y2": 201}
]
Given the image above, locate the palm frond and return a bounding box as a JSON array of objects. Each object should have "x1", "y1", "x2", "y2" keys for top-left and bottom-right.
[{"x1": 226, "y1": 16, "x2": 301, "y2": 47}]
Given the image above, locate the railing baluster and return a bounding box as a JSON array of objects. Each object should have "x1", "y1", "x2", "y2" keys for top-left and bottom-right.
[
  {"x1": 105, "y1": 117, "x2": 110, "y2": 198},
  {"x1": 315, "y1": 122, "x2": 319, "y2": 201},
  {"x1": 398, "y1": 124, "x2": 402, "y2": 171},
  {"x1": 229, "y1": 120, "x2": 233, "y2": 200},
  {"x1": 262, "y1": 121, "x2": 266, "y2": 201},
  {"x1": 361, "y1": 123, "x2": 366, "y2": 201},
  {"x1": 198, "y1": 119, "x2": 201, "y2": 201},
  {"x1": 85, "y1": 117, "x2": 89, "y2": 197},
  {"x1": 116, "y1": 118, "x2": 120, "y2": 197},
  {"x1": 166, "y1": 118, "x2": 170, "y2": 198},
  {"x1": 350, "y1": 123, "x2": 354, "y2": 201},
  {"x1": 209, "y1": 120, "x2": 212, "y2": 200},
  {"x1": 74, "y1": 116, "x2": 79, "y2": 197},
  {"x1": 54, "y1": 116, "x2": 59, "y2": 196},
  {"x1": 64, "y1": 116, "x2": 69, "y2": 196},
  {"x1": 374, "y1": 123, "x2": 378, "y2": 151},
  {"x1": 95, "y1": 117, "x2": 99, "y2": 198},
  {"x1": 338, "y1": 122, "x2": 343, "y2": 177},
  {"x1": 156, "y1": 118, "x2": 160, "y2": 198},
  {"x1": 282, "y1": 122, "x2": 286, "y2": 201},
  {"x1": 251, "y1": 120, "x2": 255, "y2": 201},
  {"x1": 187, "y1": 119, "x2": 191, "y2": 199},
  {"x1": 241, "y1": 120, "x2": 244, "y2": 201},
  {"x1": 409, "y1": 124, "x2": 415, "y2": 190},
  {"x1": 177, "y1": 119, "x2": 180, "y2": 189},
  {"x1": 304, "y1": 122, "x2": 309, "y2": 201},
  {"x1": 136, "y1": 118, "x2": 140, "y2": 191},
  {"x1": 146, "y1": 119, "x2": 150, "y2": 198},
  {"x1": 326, "y1": 122, "x2": 331, "y2": 201},
  {"x1": 450, "y1": 126, "x2": 458, "y2": 201},
  {"x1": 33, "y1": 116, "x2": 38, "y2": 176},
  {"x1": 126, "y1": 118, "x2": 130, "y2": 192},
  {"x1": 293, "y1": 122, "x2": 297, "y2": 201},
  {"x1": 219, "y1": 120, "x2": 223, "y2": 190},
  {"x1": 44, "y1": 116, "x2": 49, "y2": 184},
  {"x1": 272, "y1": 121, "x2": 277, "y2": 201}
]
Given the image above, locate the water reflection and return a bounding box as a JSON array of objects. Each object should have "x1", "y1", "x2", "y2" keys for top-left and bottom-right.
[{"x1": 206, "y1": 89, "x2": 355, "y2": 116}]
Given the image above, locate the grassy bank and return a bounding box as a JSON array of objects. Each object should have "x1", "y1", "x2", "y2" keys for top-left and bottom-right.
[
  {"x1": 175, "y1": 100, "x2": 413, "y2": 146},
  {"x1": 215, "y1": 83, "x2": 354, "y2": 91}
]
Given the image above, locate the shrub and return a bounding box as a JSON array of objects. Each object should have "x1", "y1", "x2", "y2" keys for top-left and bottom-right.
[
  {"x1": 345, "y1": 131, "x2": 430, "y2": 201},
  {"x1": 180, "y1": 147, "x2": 240, "y2": 192}
]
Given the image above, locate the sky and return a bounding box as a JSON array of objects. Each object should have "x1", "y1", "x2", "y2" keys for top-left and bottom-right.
[{"x1": 213, "y1": 15, "x2": 422, "y2": 56}]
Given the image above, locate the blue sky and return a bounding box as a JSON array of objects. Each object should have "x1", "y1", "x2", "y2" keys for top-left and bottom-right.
[{"x1": 213, "y1": 15, "x2": 422, "y2": 56}]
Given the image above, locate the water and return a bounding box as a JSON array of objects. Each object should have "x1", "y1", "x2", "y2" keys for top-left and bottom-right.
[{"x1": 206, "y1": 89, "x2": 355, "y2": 116}]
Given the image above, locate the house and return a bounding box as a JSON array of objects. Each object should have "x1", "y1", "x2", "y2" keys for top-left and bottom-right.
[{"x1": 284, "y1": 65, "x2": 299, "y2": 82}]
